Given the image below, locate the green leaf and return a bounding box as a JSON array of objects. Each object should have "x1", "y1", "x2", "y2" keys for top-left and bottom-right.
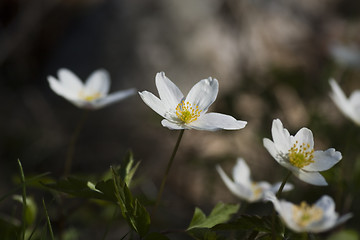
[
  {"x1": 213, "y1": 215, "x2": 282, "y2": 233},
  {"x1": 187, "y1": 202, "x2": 239, "y2": 230},
  {"x1": 13, "y1": 195, "x2": 37, "y2": 226},
  {"x1": 45, "y1": 177, "x2": 117, "y2": 202},
  {"x1": 327, "y1": 230, "x2": 359, "y2": 240},
  {"x1": 120, "y1": 151, "x2": 140, "y2": 187},
  {"x1": 111, "y1": 166, "x2": 150, "y2": 237},
  {"x1": 0, "y1": 214, "x2": 21, "y2": 239},
  {"x1": 144, "y1": 232, "x2": 171, "y2": 240},
  {"x1": 187, "y1": 228, "x2": 224, "y2": 240}
]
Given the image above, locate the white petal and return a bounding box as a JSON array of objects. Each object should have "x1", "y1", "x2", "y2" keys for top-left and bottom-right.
[
  {"x1": 161, "y1": 119, "x2": 185, "y2": 130},
  {"x1": 57, "y1": 68, "x2": 84, "y2": 91},
  {"x1": 48, "y1": 76, "x2": 80, "y2": 101},
  {"x1": 185, "y1": 77, "x2": 218, "y2": 113},
  {"x1": 349, "y1": 91, "x2": 360, "y2": 122},
  {"x1": 92, "y1": 88, "x2": 136, "y2": 109},
  {"x1": 293, "y1": 170, "x2": 328, "y2": 186},
  {"x1": 188, "y1": 112, "x2": 247, "y2": 131},
  {"x1": 264, "y1": 192, "x2": 301, "y2": 231},
  {"x1": 271, "y1": 119, "x2": 292, "y2": 153},
  {"x1": 139, "y1": 91, "x2": 167, "y2": 118},
  {"x1": 303, "y1": 148, "x2": 342, "y2": 171},
  {"x1": 85, "y1": 69, "x2": 110, "y2": 95},
  {"x1": 329, "y1": 79, "x2": 360, "y2": 124},
  {"x1": 216, "y1": 165, "x2": 253, "y2": 201},
  {"x1": 155, "y1": 72, "x2": 184, "y2": 109},
  {"x1": 263, "y1": 138, "x2": 284, "y2": 165},
  {"x1": 293, "y1": 127, "x2": 314, "y2": 150},
  {"x1": 315, "y1": 195, "x2": 335, "y2": 214},
  {"x1": 232, "y1": 158, "x2": 251, "y2": 186}
]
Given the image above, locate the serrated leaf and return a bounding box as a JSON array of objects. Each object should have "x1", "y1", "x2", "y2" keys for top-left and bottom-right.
[
  {"x1": 120, "y1": 151, "x2": 140, "y2": 187},
  {"x1": 144, "y1": 232, "x2": 171, "y2": 240},
  {"x1": 213, "y1": 214, "x2": 283, "y2": 235},
  {"x1": 111, "y1": 166, "x2": 150, "y2": 237},
  {"x1": 187, "y1": 202, "x2": 239, "y2": 230},
  {"x1": 187, "y1": 228, "x2": 225, "y2": 240},
  {"x1": 45, "y1": 177, "x2": 117, "y2": 202}
]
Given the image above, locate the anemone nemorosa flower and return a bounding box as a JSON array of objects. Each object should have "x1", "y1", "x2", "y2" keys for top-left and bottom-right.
[
  {"x1": 48, "y1": 68, "x2": 136, "y2": 110},
  {"x1": 329, "y1": 78, "x2": 360, "y2": 125},
  {"x1": 263, "y1": 119, "x2": 342, "y2": 186},
  {"x1": 265, "y1": 192, "x2": 352, "y2": 233},
  {"x1": 216, "y1": 158, "x2": 293, "y2": 202},
  {"x1": 139, "y1": 72, "x2": 247, "y2": 131}
]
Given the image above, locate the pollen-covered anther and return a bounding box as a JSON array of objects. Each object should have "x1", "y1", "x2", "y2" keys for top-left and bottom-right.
[
  {"x1": 288, "y1": 142, "x2": 315, "y2": 168},
  {"x1": 292, "y1": 202, "x2": 323, "y2": 227},
  {"x1": 176, "y1": 100, "x2": 202, "y2": 124},
  {"x1": 79, "y1": 91, "x2": 102, "y2": 101}
]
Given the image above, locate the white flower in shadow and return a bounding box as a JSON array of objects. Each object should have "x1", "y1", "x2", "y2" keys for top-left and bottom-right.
[
  {"x1": 216, "y1": 158, "x2": 293, "y2": 202},
  {"x1": 329, "y1": 78, "x2": 360, "y2": 125},
  {"x1": 263, "y1": 119, "x2": 342, "y2": 186},
  {"x1": 48, "y1": 68, "x2": 136, "y2": 109},
  {"x1": 265, "y1": 192, "x2": 352, "y2": 233}
]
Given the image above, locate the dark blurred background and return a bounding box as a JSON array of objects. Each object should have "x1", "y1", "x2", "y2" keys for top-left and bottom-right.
[{"x1": 1, "y1": 0, "x2": 360, "y2": 239}]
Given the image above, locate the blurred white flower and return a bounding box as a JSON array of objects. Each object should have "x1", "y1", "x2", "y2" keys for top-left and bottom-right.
[
  {"x1": 139, "y1": 72, "x2": 247, "y2": 131},
  {"x1": 48, "y1": 68, "x2": 136, "y2": 110},
  {"x1": 216, "y1": 158, "x2": 293, "y2": 202},
  {"x1": 329, "y1": 78, "x2": 360, "y2": 125},
  {"x1": 263, "y1": 119, "x2": 342, "y2": 186},
  {"x1": 265, "y1": 192, "x2": 352, "y2": 233}
]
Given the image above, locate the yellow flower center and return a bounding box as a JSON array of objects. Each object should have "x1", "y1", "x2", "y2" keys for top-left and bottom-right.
[
  {"x1": 175, "y1": 100, "x2": 202, "y2": 124},
  {"x1": 251, "y1": 183, "x2": 263, "y2": 199},
  {"x1": 79, "y1": 91, "x2": 102, "y2": 101},
  {"x1": 288, "y1": 141, "x2": 314, "y2": 168},
  {"x1": 292, "y1": 202, "x2": 323, "y2": 227}
]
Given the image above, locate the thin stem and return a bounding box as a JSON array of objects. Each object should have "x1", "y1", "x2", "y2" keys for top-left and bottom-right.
[
  {"x1": 43, "y1": 199, "x2": 55, "y2": 240},
  {"x1": 17, "y1": 159, "x2": 26, "y2": 240},
  {"x1": 155, "y1": 129, "x2": 185, "y2": 208},
  {"x1": 272, "y1": 170, "x2": 292, "y2": 240},
  {"x1": 64, "y1": 110, "x2": 89, "y2": 176},
  {"x1": 276, "y1": 171, "x2": 292, "y2": 198}
]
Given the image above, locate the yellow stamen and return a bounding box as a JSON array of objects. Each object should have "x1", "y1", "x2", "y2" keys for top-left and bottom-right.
[
  {"x1": 251, "y1": 183, "x2": 263, "y2": 199},
  {"x1": 288, "y1": 142, "x2": 314, "y2": 168},
  {"x1": 292, "y1": 202, "x2": 323, "y2": 227},
  {"x1": 79, "y1": 91, "x2": 102, "y2": 101},
  {"x1": 175, "y1": 100, "x2": 202, "y2": 124}
]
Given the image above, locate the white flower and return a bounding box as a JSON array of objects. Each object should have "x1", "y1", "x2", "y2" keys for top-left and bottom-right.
[
  {"x1": 139, "y1": 72, "x2": 247, "y2": 131},
  {"x1": 265, "y1": 192, "x2": 352, "y2": 233},
  {"x1": 216, "y1": 158, "x2": 293, "y2": 202},
  {"x1": 263, "y1": 119, "x2": 342, "y2": 186},
  {"x1": 48, "y1": 68, "x2": 136, "y2": 109},
  {"x1": 329, "y1": 78, "x2": 360, "y2": 125}
]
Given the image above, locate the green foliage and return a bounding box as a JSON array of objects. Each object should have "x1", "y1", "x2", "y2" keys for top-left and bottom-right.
[
  {"x1": 186, "y1": 202, "x2": 239, "y2": 239},
  {"x1": 144, "y1": 232, "x2": 171, "y2": 240},
  {"x1": 45, "y1": 153, "x2": 151, "y2": 238},
  {"x1": 111, "y1": 166, "x2": 151, "y2": 237},
  {"x1": 119, "y1": 151, "x2": 140, "y2": 187},
  {"x1": 327, "y1": 229, "x2": 359, "y2": 240},
  {"x1": 13, "y1": 195, "x2": 37, "y2": 227},
  {"x1": 188, "y1": 202, "x2": 239, "y2": 230}
]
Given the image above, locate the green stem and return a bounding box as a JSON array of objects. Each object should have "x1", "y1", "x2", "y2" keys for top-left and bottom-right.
[
  {"x1": 272, "y1": 170, "x2": 292, "y2": 240},
  {"x1": 276, "y1": 171, "x2": 292, "y2": 198},
  {"x1": 43, "y1": 199, "x2": 55, "y2": 240},
  {"x1": 17, "y1": 159, "x2": 26, "y2": 240},
  {"x1": 155, "y1": 129, "x2": 185, "y2": 208},
  {"x1": 64, "y1": 110, "x2": 89, "y2": 176}
]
